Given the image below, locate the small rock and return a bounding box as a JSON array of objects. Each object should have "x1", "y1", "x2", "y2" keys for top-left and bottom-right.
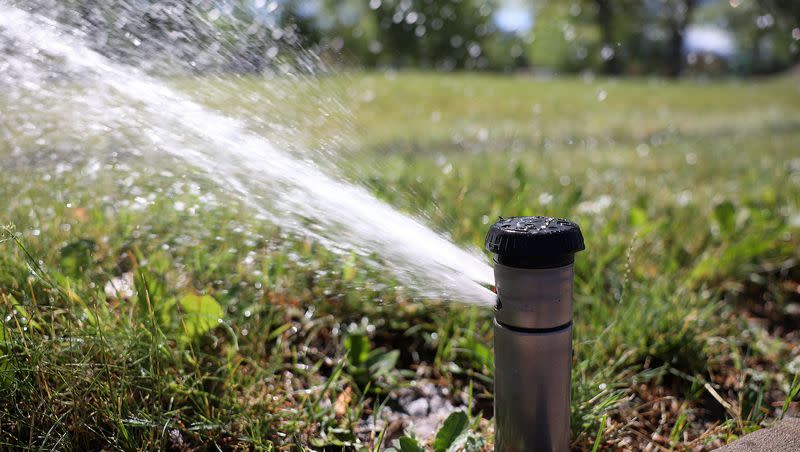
[
  {"x1": 405, "y1": 398, "x2": 429, "y2": 417},
  {"x1": 716, "y1": 418, "x2": 800, "y2": 451},
  {"x1": 104, "y1": 272, "x2": 135, "y2": 299},
  {"x1": 785, "y1": 303, "x2": 800, "y2": 316}
]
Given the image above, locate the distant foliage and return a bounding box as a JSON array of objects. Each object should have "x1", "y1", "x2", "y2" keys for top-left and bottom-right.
[
  {"x1": 368, "y1": 0, "x2": 497, "y2": 70},
  {"x1": 16, "y1": 0, "x2": 800, "y2": 75}
]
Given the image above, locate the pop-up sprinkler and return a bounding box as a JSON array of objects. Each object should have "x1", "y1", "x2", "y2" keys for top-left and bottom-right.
[{"x1": 485, "y1": 216, "x2": 585, "y2": 452}]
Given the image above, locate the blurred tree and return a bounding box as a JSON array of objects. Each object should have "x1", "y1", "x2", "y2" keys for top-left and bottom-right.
[
  {"x1": 579, "y1": 0, "x2": 645, "y2": 75},
  {"x1": 758, "y1": 0, "x2": 800, "y2": 24},
  {"x1": 282, "y1": 0, "x2": 323, "y2": 46},
  {"x1": 527, "y1": 1, "x2": 598, "y2": 73},
  {"x1": 26, "y1": 0, "x2": 798, "y2": 75},
  {"x1": 366, "y1": 0, "x2": 498, "y2": 70},
  {"x1": 281, "y1": 0, "x2": 381, "y2": 67},
  {"x1": 481, "y1": 32, "x2": 531, "y2": 71},
  {"x1": 693, "y1": 0, "x2": 798, "y2": 75},
  {"x1": 757, "y1": 0, "x2": 800, "y2": 65},
  {"x1": 661, "y1": 0, "x2": 699, "y2": 77},
  {"x1": 610, "y1": 0, "x2": 698, "y2": 77},
  {"x1": 581, "y1": 0, "x2": 618, "y2": 74},
  {"x1": 593, "y1": 0, "x2": 619, "y2": 74}
]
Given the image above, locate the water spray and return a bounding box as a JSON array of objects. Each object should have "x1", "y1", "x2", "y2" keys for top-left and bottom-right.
[{"x1": 485, "y1": 216, "x2": 585, "y2": 452}]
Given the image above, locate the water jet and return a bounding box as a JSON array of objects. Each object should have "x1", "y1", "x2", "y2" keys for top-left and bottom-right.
[
  {"x1": 485, "y1": 216, "x2": 585, "y2": 452},
  {"x1": 0, "y1": 5, "x2": 496, "y2": 307}
]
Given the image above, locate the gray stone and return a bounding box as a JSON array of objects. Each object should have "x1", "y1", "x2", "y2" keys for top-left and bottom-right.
[
  {"x1": 716, "y1": 418, "x2": 800, "y2": 452},
  {"x1": 405, "y1": 398, "x2": 429, "y2": 417}
]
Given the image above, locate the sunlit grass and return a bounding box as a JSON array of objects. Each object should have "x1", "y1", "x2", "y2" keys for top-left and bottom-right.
[{"x1": 2, "y1": 72, "x2": 800, "y2": 449}]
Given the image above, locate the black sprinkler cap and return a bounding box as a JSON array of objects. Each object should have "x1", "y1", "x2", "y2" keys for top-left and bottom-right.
[{"x1": 485, "y1": 216, "x2": 585, "y2": 268}]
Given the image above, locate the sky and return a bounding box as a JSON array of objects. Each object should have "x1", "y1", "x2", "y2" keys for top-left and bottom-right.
[
  {"x1": 494, "y1": 0, "x2": 534, "y2": 34},
  {"x1": 685, "y1": 24, "x2": 737, "y2": 57}
]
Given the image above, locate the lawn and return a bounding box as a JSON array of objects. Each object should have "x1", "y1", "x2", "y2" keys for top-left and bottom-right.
[{"x1": 2, "y1": 71, "x2": 800, "y2": 450}]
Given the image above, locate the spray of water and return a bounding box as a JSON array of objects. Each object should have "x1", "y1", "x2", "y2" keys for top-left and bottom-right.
[{"x1": 0, "y1": 5, "x2": 496, "y2": 305}]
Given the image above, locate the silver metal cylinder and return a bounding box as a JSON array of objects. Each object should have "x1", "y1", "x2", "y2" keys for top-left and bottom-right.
[
  {"x1": 485, "y1": 216, "x2": 583, "y2": 452},
  {"x1": 493, "y1": 263, "x2": 574, "y2": 452},
  {"x1": 493, "y1": 263, "x2": 573, "y2": 330}
]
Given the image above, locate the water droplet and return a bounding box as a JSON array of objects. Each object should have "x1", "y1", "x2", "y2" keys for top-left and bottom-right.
[
  {"x1": 756, "y1": 14, "x2": 774, "y2": 29},
  {"x1": 600, "y1": 45, "x2": 615, "y2": 61},
  {"x1": 562, "y1": 24, "x2": 576, "y2": 42},
  {"x1": 361, "y1": 90, "x2": 375, "y2": 103},
  {"x1": 442, "y1": 163, "x2": 453, "y2": 175},
  {"x1": 676, "y1": 190, "x2": 692, "y2": 206},
  {"x1": 467, "y1": 42, "x2": 482, "y2": 58}
]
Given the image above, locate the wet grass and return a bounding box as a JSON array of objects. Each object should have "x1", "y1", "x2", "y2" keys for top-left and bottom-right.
[{"x1": 2, "y1": 72, "x2": 800, "y2": 450}]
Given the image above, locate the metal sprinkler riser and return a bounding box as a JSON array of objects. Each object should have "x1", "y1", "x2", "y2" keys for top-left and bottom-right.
[{"x1": 485, "y1": 216, "x2": 585, "y2": 452}]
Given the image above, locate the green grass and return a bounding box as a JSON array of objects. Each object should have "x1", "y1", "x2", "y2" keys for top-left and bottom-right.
[{"x1": 2, "y1": 71, "x2": 800, "y2": 450}]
